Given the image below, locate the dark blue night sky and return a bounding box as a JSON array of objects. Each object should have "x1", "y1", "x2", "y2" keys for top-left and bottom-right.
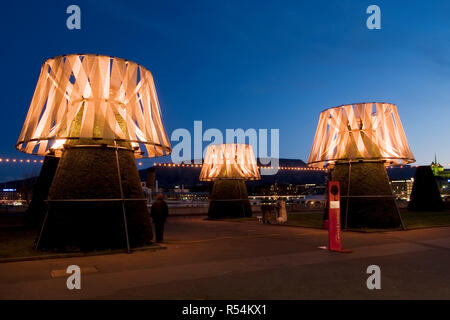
[{"x1": 0, "y1": 0, "x2": 449, "y2": 182}]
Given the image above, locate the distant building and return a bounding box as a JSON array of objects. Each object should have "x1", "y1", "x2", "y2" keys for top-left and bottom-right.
[
  {"x1": 140, "y1": 159, "x2": 328, "y2": 198},
  {"x1": 431, "y1": 154, "x2": 446, "y2": 176},
  {"x1": 0, "y1": 159, "x2": 434, "y2": 205},
  {"x1": 430, "y1": 155, "x2": 450, "y2": 197},
  {"x1": 390, "y1": 179, "x2": 414, "y2": 201},
  {"x1": 0, "y1": 188, "x2": 26, "y2": 206},
  {"x1": 140, "y1": 159, "x2": 429, "y2": 203}
]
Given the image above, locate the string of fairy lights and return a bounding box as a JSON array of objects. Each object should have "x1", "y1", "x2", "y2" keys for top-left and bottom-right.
[
  {"x1": 0, "y1": 158, "x2": 43, "y2": 164},
  {"x1": 0, "y1": 157, "x2": 142, "y2": 166},
  {"x1": 151, "y1": 163, "x2": 425, "y2": 170},
  {"x1": 0, "y1": 158, "x2": 436, "y2": 170},
  {"x1": 152, "y1": 162, "x2": 326, "y2": 171}
]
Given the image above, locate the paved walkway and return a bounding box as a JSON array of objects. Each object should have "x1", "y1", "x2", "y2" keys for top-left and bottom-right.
[{"x1": 1, "y1": 216, "x2": 450, "y2": 299}]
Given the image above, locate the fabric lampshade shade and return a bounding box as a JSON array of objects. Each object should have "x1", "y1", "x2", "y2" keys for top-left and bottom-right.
[
  {"x1": 200, "y1": 143, "x2": 261, "y2": 181},
  {"x1": 16, "y1": 54, "x2": 171, "y2": 158},
  {"x1": 308, "y1": 102, "x2": 414, "y2": 167}
]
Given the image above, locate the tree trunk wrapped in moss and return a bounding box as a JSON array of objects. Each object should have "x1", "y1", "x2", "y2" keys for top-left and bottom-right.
[
  {"x1": 208, "y1": 179, "x2": 252, "y2": 219},
  {"x1": 408, "y1": 166, "x2": 444, "y2": 211},
  {"x1": 332, "y1": 162, "x2": 403, "y2": 229}
]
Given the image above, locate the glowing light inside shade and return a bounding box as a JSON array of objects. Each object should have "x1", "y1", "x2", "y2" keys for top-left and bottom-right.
[
  {"x1": 307, "y1": 102, "x2": 415, "y2": 168},
  {"x1": 50, "y1": 139, "x2": 67, "y2": 150},
  {"x1": 199, "y1": 144, "x2": 261, "y2": 181}
]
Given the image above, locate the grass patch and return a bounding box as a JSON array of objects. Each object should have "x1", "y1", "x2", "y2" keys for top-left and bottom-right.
[
  {"x1": 0, "y1": 227, "x2": 163, "y2": 262},
  {"x1": 284, "y1": 210, "x2": 450, "y2": 230},
  {"x1": 401, "y1": 210, "x2": 450, "y2": 229},
  {"x1": 284, "y1": 212, "x2": 324, "y2": 228},
  {"x1": 224, "y1": 211, "x2": 324, "y2": 228},
  {"x1": 229, "y1": 210, "x2": 450, "y2": 231},
  {"x1": 0, "y1": 228, "x2": 40, "y2": 259}
]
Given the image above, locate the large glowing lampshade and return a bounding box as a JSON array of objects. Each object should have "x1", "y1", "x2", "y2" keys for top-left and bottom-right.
[
  {"x1": 16, "y1": 54, "x2": 172, "y2": 251},
  {"x1": 16, "y1": 54, "x2": 171, "y2": 157},
  {"x1": 307, "y1": 102, "x2": 414, "y2": 229},
  {"x1": 200, "y1": 143, "x2": 261, "y2": 181},
  {"x1": 308, "y1": 103, "x2": 414, "y2": 167},
  {"x1": 200, "y1": 144, "x2": 260, "y2": 219}
]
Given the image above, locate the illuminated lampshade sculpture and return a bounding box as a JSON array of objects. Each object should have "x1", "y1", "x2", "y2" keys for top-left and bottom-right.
[
  {"x1": 308, "y1": 103, "x2": 415, "y2": 229},
  {"x1": 200, "y1": 144, "x2": 260, "y2": 219},
  {"x1": 16, "y1": 54, "x2": 171, "y2": 250}
]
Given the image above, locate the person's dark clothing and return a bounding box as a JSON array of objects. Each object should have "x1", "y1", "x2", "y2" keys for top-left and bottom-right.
[
  {"x1": 151, "y1": 199, "x2": 169, "y2": 223},
  {"x1": 154, "y1": 222, "x2": 165, "y2": 243},
  {"x1": 150, "y1": 199, "x2": 169, "y2": 242}
]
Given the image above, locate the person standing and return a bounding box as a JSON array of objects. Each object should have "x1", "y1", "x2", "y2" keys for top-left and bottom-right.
[
  {"x1": 278, "y1": 199, "x2": 288, "y2": 224},
  {"x1": 274, "y1": 197, "x2": 281, "y2": 223},
  {"x1": 150, "y1": 193, "x2": 169, "y2": 243},
  {"x1": 275, "y1": 198, "x2": 287, "y2": 224}
]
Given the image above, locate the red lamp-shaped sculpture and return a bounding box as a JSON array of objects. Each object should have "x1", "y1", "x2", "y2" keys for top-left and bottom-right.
[
  {"x1": 200, "y1": 144, "x2": 260, "y2": 219},
  {"x1": 16, "y1": 54, "x2": 171, "y2": 251},
  {"x1": 308, "y1": 102, "x2": 415, "y2": 229}
]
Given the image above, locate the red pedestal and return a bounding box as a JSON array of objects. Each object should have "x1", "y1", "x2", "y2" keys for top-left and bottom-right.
[
  {"x1": 328, "y1": 181, "x2": 342, "y2": 251},
  {"x1": 326, "y1": 181, "x2": 352, "y2": 253}
]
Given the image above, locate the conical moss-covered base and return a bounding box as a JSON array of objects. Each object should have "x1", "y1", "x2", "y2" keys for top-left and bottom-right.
[
  {"x1": 408, "y1": 166, "x2": 444, "y2": 211},
  {"x1": 37, "y1": 145, "x2": 153, "y2": 250},
  {"x1": 332, "y1": 162, "x2": 403, "y2": 229},
  {"x1": 208, "y1": 179, "x2": 252, "y2": 219}
]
